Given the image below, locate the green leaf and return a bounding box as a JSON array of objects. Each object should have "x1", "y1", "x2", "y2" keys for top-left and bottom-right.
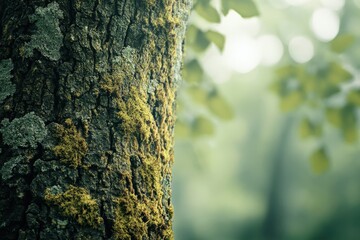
[
  {"x1": 192, "y1": 116, "x2": 215, "y2": 137},
  {"x1": 280, "y1": 91, "x2": 303, "y2": 112},
  {"x1": 221, "y1": 0, "x2": 230, "y2": 15},
  {"x1": 191, "y1": 29, "x2": 211, "y2": 53},
  {"x1": 299, "y1": 118, "x2": 322, "y2": 139},
  {"x1": 326, "y1": 108, "x2": 342, "y2": 128},
  {"x1": 341, "y1": 105, "x2": 357, "y2": 143},
  {"x1": 347, "y1": 89, "x2": 360, "y2": 106},
  {"x1": 186, "y1": 24, "x2": 198, "y2": 44},
  {"x1": 187, "y1": 87, "x2": 208, "y2": 104},
  {"x1": 222, "y1": 0, "x2": 259, "y2": 18},
  {"x1": 205, "y1": 30, "x2": 226, "y2": 52},
  {"x1": 299, "y1": 118, "x2": 312, "y2": 139},
  {"x1": 310, "y1": 147, "x2": 329, "y2": 174},
  {"x1": 207, "y1": 93, "x2": 234, "y2": 120},
  {"x1": 195, "y1": 2, "x2": 221, "y2": 23},
  {"x1": 327, "y1": 105, "x2": 358, "y2": 143},
  {"x1": 276, "y1": 65, "x2": 296, "y2": 79},
  {"x1": 183, "y1": 59, "x2": 204, "y2": 84},
  {"x1": 320, "y1": 84, "x2": 340, "y2": 98},
  {"x1": 327, "y1": 62, "x2": 352, "y2": 85},
  {"x1": 175, "y1": 120, "x2": 191, "y2": 138},
  {"x1": 330, "y1": 34, "x2": 355, "y2": 53}
]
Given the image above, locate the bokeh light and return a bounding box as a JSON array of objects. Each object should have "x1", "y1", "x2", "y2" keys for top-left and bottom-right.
[
  {"x1": 224, "y1": 34, "x2": 261, "y2": 73},
  {"x1": 288, "y1": 36, "x2": 314, "y2": 63},
  {"x1": 257, "y1": 35, "x2": 284, "y2": 66},
  {"x1": 310, "y1": 8, "x2": 339, "y2": 42}
]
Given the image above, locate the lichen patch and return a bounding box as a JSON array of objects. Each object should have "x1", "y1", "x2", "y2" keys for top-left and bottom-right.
[
  {"x1": 53, "y1": 119, "x2": 88, "y2": 168},
  {"x1": 44, "y1": 185, "x2": 103, "y2": 228},
  {"x1": 24, "y1": 2, "x2": 64, "y2": 61},
  {"x1": 0, "y1": 112, "x2": 47, "y2": 149}
]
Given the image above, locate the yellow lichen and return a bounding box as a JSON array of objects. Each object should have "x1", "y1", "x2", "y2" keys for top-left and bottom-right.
[
  {"x1": 53, "y1": 118, "x2": 88, "y2": 167},
  {"x1": 113, "y1": 191, "x2": 172, "y2": 240},
  {"x1": 44, "y1": 185, "x2": 103, "y2": 228},
  {"x1": 117, "y1": 86, "x2": 156, "y2": 140}
]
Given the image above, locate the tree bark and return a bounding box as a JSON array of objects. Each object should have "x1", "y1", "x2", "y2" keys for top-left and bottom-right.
[{"x1": 0, "y1": 0, "x2": 191, "y2": 239}]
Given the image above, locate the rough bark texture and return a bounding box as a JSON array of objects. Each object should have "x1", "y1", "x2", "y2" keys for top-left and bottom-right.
[{"x1": 0, "y1": 0, "x2": 191, "y2": 239}]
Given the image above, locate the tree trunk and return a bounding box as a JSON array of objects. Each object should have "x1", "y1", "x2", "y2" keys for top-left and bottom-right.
[{"x1": 0, "y1": 0, "x2": 191, "y2": 239}]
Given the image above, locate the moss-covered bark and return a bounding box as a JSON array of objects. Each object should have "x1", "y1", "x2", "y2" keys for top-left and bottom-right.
[{"x1": 0, "y1": 0, "x2": 191, "y2": 239}]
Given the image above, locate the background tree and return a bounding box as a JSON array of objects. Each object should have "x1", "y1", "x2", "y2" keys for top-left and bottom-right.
[{"x1": 0, "y1": 0, "x2": 191, "y2": 239}]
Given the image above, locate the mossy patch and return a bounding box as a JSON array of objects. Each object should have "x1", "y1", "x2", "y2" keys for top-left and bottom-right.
[
  {"x1": 24, "y1": 2, "x2": 64, "y2": 61},
  {"x1": 100, "y1": 46, "x2": 137, "y2": 94},
  {"x1": 53, "y1": 119, "x2": 88, "y2": 167},
  {"x1": 44, "y1": 185, "x2": 103, "y2": 228},
  {"x1": 0, "y1": 112, "x2": 47, "y2": 149},
  {"x1": 113, "y1": 191, "x2": 173, "y2": 240},
  {"x1": 117, "y1": 86, "x2": 156, "y2": 140},
  {"x1": 0, "y1": 58, "x2": 16, "y2": 103}
]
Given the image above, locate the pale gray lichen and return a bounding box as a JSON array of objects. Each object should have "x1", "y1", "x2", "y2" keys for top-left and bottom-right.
[
  {"x1": 0, "y1": 112, "x2": 47, "y2": 148},
  {"x1": 24, "y1": 2, "x2": 64, "y2": 61},
  {"x1": 112, "y1": 46, "x2": 137, "y2": 74},
  {"x1": 0, "y1": 59, "x2": 16, "y2": 103},
  {"x1": 1, "y1": 156, "x2": 29, "y2": 181}
]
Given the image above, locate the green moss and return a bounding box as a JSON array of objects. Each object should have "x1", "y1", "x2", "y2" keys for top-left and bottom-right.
[
  {"x1": 53, "y1": 118, "x2": 88, "y2": 167},
  {"x1": 0, "y1": 58, "x2": 16, "y2": 103},
  {"x1": 100, "y1": 47, "x2": 137, "y2": 94},
  {"x1": 44, "y1": 185, "x2": 103, "y2": 228},
  {"x1": 0, "y1": 112, "x2": 47, "y2": 149},
  {"x1": 24, "y1": 2, "x2": 64, "y2": 61},
  {"x1": 117, "y1": 87, "x2": 155, "y2": 140},
  {"x1": 113, "y1": 191, "x2": 173, "y2": 240}
]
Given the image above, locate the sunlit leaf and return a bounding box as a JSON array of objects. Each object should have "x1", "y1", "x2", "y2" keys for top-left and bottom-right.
[
  {"x1": 299, "y1": 118, "x2": 322, "y2": 139},
  {"x1": 343, "y1": 124, "x2": 358, "y2": 143},
  {"x1": 299, "y1": 118, "x2": 312, "y2": 139},
  {"x1": 222, "y1": 0, "x2": 259, "y2": 18},
  {"x1": 347, "y1": 89, "x2": 360, "y2": 106},
  {"x1": 195, "y1": 1, "x2": 221, "y2": 23},
  {"x1": 330, "y1": 34, "x2": 355, "y2": 53},
  {"x1": 327, "y1": 62, "x2": 352, "y2": 85},
  {"x1": 303, "y1": 75, "x2": 317, "y2": 92},
  {"x1": 270, "y1": 82, "x2": 282, "y2": 95},
  {"x1": 221, "y1": 0, "x2": 230, "y2": 15},
  {"x1": 207, "y1": 93, "x2": 234, "y2": 120},
  {"x1": 205, "y1": 30, "x2": 226, "y2": 52},
  {"x1": 192, "y1": 116, "x2": 215, "y2": 137},
  {"x1": 175, "y1": 120, "x2": 191, "y2": 138},
  {"x1": 280, "y1": 91, "x2": 303, "y2": 111},
  {"x1": 183, "y1": 59, "x2": 204, "y2": 84},
  {"x1": 327, "y1": 105, "x2": 358, "y2": 143},
  {"x1": 310, "y1": 147, "x2": 329, "y2": 174},
  {"x1": 191, "y1": 29, "x2": 211, "y2": 53},
  {"x1": 326, "y1": 108, "x2": 342, "y2": 128},
  {"x1": 320, "y1": 84, "x2": 340, "y2": 98},
  {"x1": 186, "y1": 24, "x2": 198, "y2": 44},
  {"x1": 187, "y1": 87, "x2": 208, "y2": 104},
  {"x1": 341, "y1": 105, "x2": 357, "y2": 143},
  {"x1": 276, "y1": 65, "x2": 296, "y2": 79}
]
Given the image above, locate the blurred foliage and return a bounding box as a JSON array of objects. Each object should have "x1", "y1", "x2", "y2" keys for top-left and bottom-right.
[
  {"x1": 271, "y1": 35, "x2": 359, "y2": 172},
  {"x1": 179, "y1": 0, "x2": 258, "y2": 138},
  {"x1": 174, "y1": 1, "x2": 360, "y2": 240}
]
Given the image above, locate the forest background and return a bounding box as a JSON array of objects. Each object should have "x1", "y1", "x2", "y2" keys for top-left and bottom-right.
[{"x1": 174, "y1": 0, "x2": 360, "y2": 239}]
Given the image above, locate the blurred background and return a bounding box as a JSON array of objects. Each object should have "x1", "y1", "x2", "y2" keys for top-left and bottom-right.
[{"x1": 173, "y1": 0, "x2": 360, "y2": 239}]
